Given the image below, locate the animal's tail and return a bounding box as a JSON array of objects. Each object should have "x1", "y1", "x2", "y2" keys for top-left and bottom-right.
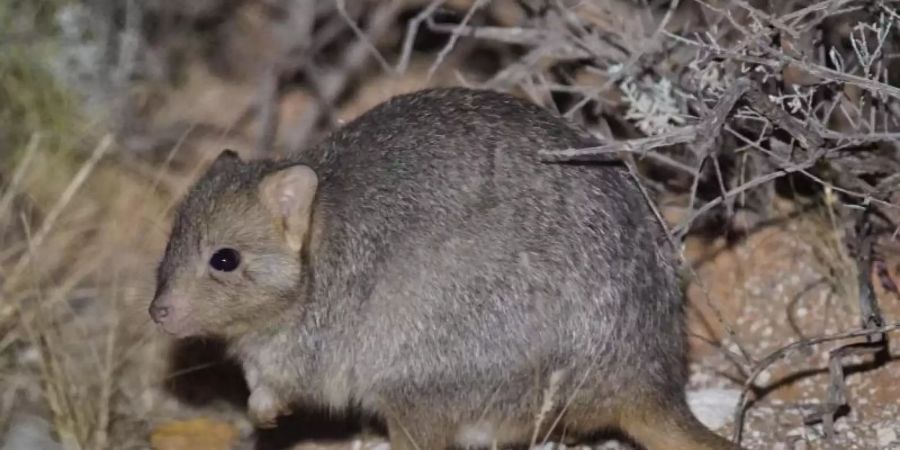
[{"x1": 619, "y1": 396, "x2": 745, "y2": 450}]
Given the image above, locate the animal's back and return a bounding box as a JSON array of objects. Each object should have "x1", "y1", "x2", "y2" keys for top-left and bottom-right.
[{"x1": 301, "y1": 88, "x2": 685, "y2": 420}]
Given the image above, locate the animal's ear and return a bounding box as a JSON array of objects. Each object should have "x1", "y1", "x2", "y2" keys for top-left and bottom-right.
[
  {"x1": 206, "y1": 149, "x2": 242, "y2": 174},
  {"x1": 217, "y1": 149, "x2": 241, "y2": 161},
  {"x1": 258, "y1": 165, "x2": 319, "y2": 253}
]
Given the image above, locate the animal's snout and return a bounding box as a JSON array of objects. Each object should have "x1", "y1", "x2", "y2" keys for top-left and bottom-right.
[
  {"x1": 149, "y1": 293, "x2": 175, "y2": 325},
  {"x1": 148, "y1": 294, "x2": 197, "y2": 337},
  {"x1": 149, "y1": 302, "x2": 170, "y2": 323}
]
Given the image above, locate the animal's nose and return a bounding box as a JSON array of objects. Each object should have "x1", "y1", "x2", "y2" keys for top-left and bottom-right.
[{"x1": 149, "y1": 304, "x2": 170, "y2": 323}]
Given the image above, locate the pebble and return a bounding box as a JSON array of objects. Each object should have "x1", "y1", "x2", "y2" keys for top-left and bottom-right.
[
  {"x1": 876, "y1": 426, "x2": 897, "y2": 447},
  {"x1": 686, "y1": 388, "x2": 742, "y2": 430}
]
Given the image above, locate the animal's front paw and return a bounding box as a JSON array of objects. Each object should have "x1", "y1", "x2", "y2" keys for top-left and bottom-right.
[{"x1": 248, "y1": 386, "x2": 290, "y2": 429}]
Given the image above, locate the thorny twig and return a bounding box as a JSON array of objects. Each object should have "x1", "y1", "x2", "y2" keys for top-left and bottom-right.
[
  {"x1": 693, "y1": 78, "x2": 752, "y2": 156},
  {"x1": 396, "y1": 0, "x2": 446, "y2": 74},
  {"x1": 427, "y1": 0, "x2": 488, "y2": 81},
  {"x1": 743, "y1": 86, "x2": 824, "y2": 153},
  {"x1": 336, "y1": 0, "x2": 393, "y2": 74},
  {"x1": 538, "y1": 125, "x2": 699, "y2": 173},
  {"x1": 730, "y1": 323, "x2": 900, "y2": 444}
]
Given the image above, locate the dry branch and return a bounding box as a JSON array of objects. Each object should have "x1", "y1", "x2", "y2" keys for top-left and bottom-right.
[
  {"x1": 286, "y1": 0, "x2": 404, "y2": 153},
  {"x1": 730, "y1": 323, "x2": 900, "y2": 444},
  {"x1": 538, "y1": 126, "x2": 698, "y2": 173}
]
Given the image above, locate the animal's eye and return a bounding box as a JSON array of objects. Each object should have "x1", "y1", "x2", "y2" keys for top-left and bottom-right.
[{"x1": 210, "y1": 248, "x2": 241, "y2": 272}]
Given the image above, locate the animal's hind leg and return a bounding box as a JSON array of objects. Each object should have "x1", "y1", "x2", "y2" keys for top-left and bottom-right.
[{"x1": 618, "y1": 396, "x2": 744, "y2": 450}]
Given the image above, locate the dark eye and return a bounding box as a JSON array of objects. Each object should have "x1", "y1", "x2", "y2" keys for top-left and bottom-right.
[{"x1": 210, "y1": 248, "x2": 241, "y2": 272}]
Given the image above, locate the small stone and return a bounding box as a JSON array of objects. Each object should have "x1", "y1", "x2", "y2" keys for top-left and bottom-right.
[
  {"x1": 876, "y1": 426, "x2": 897, "y2": 447},
  {"x1": 686, "y1": 388, "x2": 742, "y2": 430}
]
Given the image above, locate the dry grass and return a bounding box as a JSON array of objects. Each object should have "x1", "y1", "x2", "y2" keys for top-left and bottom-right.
[{"x1": 0, "y1": 135, "x2": 185, "y2": 449}]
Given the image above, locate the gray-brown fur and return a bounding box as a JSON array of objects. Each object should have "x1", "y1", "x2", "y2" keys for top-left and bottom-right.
[{"x1": 150, "y1": 87, "x2": 740, "y2": 449}]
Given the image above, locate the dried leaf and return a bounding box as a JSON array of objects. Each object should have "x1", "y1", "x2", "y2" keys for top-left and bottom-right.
[{"x1": 150, "y1": 418, "x2": 239, "y2": 450}]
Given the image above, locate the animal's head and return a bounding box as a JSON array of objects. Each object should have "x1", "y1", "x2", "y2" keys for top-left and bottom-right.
[{"x1": 149, "y1": 150, "x2": 319, "y2": 338}]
